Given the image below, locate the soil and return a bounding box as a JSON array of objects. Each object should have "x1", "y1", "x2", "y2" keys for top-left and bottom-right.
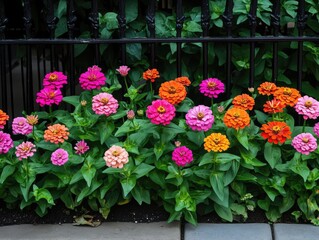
[{"x1": 0, "y1": 200, "x2": 306, "y2": 226}]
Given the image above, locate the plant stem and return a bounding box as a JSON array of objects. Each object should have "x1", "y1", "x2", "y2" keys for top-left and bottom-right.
[{"x1": 124, "y1": 76, "x2": 129, "y2": 93}]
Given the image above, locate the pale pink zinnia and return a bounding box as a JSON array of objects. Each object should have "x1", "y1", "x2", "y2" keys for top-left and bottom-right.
[
  {"x1": 51, "y1": 148, "x2": 69, "y2": 166},
  {"x1": 36, "y1": 87, "x2": 63, "y2": 107},
  {"x1": 172, "y1": 146, "x2": 193, "y2": 167},
  {"x1": 12, "y1": 117, "x2": 33, "y2": 135},
  {"x1": 116, "y1": 65, "x2": 130, "y2": 77},
  {"x1": 104, "y1": 145, "x2": 129, "y2": 168},
  {"x1": 92, "y1": 92, "x2": 119, "y2": 116},
  {"x1": 15, "y1": 141, "x2": 36, "y2": 160},
  {"x1": 79, "y1": 65, "x2": 106, "y2": 90},
  {"x1": 185, "y1": 105, "x2": 214, "y2": 131},
  {"x1": 146, "y1": 99, "x2": 176, "y2": 125},
  {"x1": 74, "y1": 140, "x2": 89, "y2": 155},
  {"x1": 199, "y1": 78, "x2": 225, "y2": 98},
  {"x1": 292, "y1": 133, "x2": 317, "y2": 155},
  {"x1": 43, "y1": 71, "x2": 67, "y2": 89},
  {"x1": 294, "y1": 96, "x2": 319, "y2": 120},
  {"x1": 0, "y1": 131, "x2": 13, "y2": 154},
  {"x1": 314, "y1": 122, "x2": 319, "y2": 138}
]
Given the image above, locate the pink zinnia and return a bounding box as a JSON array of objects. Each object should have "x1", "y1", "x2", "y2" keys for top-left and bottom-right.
[
  {"x1": 12, "y1": 117, "x2": 33, "y2": 135},
  {"x1": 15, "y1": 141, "x2": 36, "y2": 160},
  {"x1": 36, "y1": 87, "x2": 63, "y2": 107},
  {"x1": 185, "y1": 105, "x2": 214, "y2": 131},
  {"x1": 92, "y1": 92, "x2": 119, "y2": 116},
  {"x1": 294, "y1": 96, "x2": 319, "y2": 120},
  {"x1": 43, "y1": 71, "x2": 67, "y2": 89},
  {"x1": 116, "y1": 65, "x2": 130, "y2": 77},
  {"x1": 74, "y1": 140, "x2": 89, "y2": 155},
  {"x1": 0, "y1": 131, "x2": 13, "y2": 154},
  {"x1": 314, "y1": 122, "x2": 319, "y2": 138},
  {"x1": 79, "y1": 65, "x2": 106, "y2": 90},
  {"x1": 292, "y1": 133, "x2": 317, "y2": 155},
  {"x1": 104, "y1": 145, "x2": 129, "y2": 168},
  {"x1": 51, "y1": 148, "x2": 69, "y2": 166},
  {"x1": 199, "y1": 78, "x2": 225, "y2": 98},
  {"x1": 172, "y1": 146, "x2": 193, "y2": 167},
  {"x1": 146, "y1": 99, "x2": 176, "y2": 125}
]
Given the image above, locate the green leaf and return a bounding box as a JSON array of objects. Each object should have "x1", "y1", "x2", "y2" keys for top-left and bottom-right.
[
  {"x1": 120, "y1": 176, "x2": 136, "y2": 197},
  {"x1": 199, "y1": 152, "x2": 214, "y2": 166},
  {"x1": 63, "y1": 96, "x2": 80, "y2": 107},
  {"x1": 264, "y1": 142, "x2": 281, "y2": 169},
  {"x1": 0, "y1": 165, "x2": 15, "y2": 184},
  {"x1": 291, "y1": 160, "x2": 310, "y2": 182},
  {"x1": 186, "y1": 131, "x2": 205, "y2": 147},
  {"x1": 132, "y1": 163, "x2": 155, "y2": 179},
  {"x1": 235, "y1": 130, "x2": 250, "y2": 150},
  {"x1": 214, "y1": 203, "x2": 233, "y2": 222},
  {"x1": 131, "y1": 185, "x2": 151, "y2": 205},
  {"x1": 184, "y1": 210, "x2": 198, "y2": 226},
  {"x1": 125, "y1": 0, "x2": 138, "y2": 23},
  {"x1": 33, "y1": 186, "x2": 54, "y2": 205},
  {"x1": 36, "y1": 141, "x2": 58, "y2": 151},
  {"x1": 99, "y1": 121, "x2": 115, "y2": 144},
  {"x1": 216, "y1": 153, "x2": 241, "y2": 164},
  {"x1": 210, "y1": 172, "x2": 225, "y2": 202},
  {"x1": 81, "y1": 164, "x2": 96, "y2": 187}
]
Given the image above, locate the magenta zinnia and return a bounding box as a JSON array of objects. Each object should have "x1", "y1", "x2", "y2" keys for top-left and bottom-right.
[
  {"x1": 92, "y1": 92, "x2": 119, "y2": 116},
  {"x1": 43, "y1": 71, "x2": 67, "y2": 89},
  {"x1": 314, "y1": 122, "x2": 319, "y2": 138},
  {"x1": 36, "y1": 87, "x2": 63, "y2": 107},
  {"x1": 79, "y1": 65, "x2": 106, "y2": 90},
  {"x1": 15, "y1": 141, "x2": 36, "y2": 160},
  {"x1": 185, "y1": 105, "x2": 214, "y2": 131},
  {"x1": 172, "y1": 146, "x2": 193, "y2": 167},
  {"x1": 74, "y1": 140, "x2": 89, "y2": 155},
  {"x1": 0, "y1": 131, "x2": 13, "y2": 154},
  {"x1": 12, "y1": 117, "x2": 33, "y2": 135},
  {"x1": 104, "y1": 145, "x2": 129, "y2": 168},
  {"x1": 146, "y1": 99, "x2": 176, "y2": 125},
  {"x1": 199, "y1": 78, "x2": 225, "y2": 98},
  {"x1": 294, "y1": 96, "x2": 319, "y2": 120},
  {"x1": 292, "y1": 133, "x2": 317, "y2": 155},
  {"x1": 51, "y1": 148, "x2": 69, "y2": 166}
]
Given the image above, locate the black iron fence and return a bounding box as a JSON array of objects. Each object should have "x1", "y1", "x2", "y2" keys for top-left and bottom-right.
[{"x1": 0, "y1": 0, "x2": 319, "y2": 118}]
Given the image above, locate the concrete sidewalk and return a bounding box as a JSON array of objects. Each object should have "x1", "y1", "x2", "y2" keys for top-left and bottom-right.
[{"x1": 1, "y1": 222, "x2": 319, "y2": 240}]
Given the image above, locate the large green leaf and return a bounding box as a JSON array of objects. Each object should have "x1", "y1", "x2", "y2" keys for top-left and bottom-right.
[
  {"x1": 120, "y1": 176, "x2": 136, "y2": 197},
  {"x1": 214, "y1": 203, "x2": 233, "y2": 222},
  {"x1": 81, "y1": 164, "x2": 96, "y2": 187},
  {"x1": 264, "y1": 142, "x2": 281, "y2": 169},
  {"x1": 0, "y1": 165, "x2": 15, "y2": 184},
  {"x1": 210, "y1": 172, "x2": 225, "y2": 202}
]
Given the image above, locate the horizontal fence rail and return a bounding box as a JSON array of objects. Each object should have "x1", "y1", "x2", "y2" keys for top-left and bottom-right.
[{"x1": 0, "y1": 0, "x2": 318, "y2": 119}]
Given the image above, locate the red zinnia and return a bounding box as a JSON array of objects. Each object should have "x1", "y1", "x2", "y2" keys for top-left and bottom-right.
[{"x1": 260, "y1": 121, "x2": 291, "y2": 144}]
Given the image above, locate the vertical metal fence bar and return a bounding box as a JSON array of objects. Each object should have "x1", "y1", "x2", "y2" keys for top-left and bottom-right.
[
  {"x1": 46, "y1": 0, "x2": 58, "y2": 71},
  {"x1": 271, "y1": 0, "x2": 280, "y2": 83},
  {"x1": 24, "y1": 0, "x2": 33, "y2": 113},
  {"x1": 67, "y1": 0, "x2": 77, "y2": 95},
  {"x1": 201, "y1": 0, "x2": 210, "y2": 80},
  {"x1": 176, "y1": 0, "x2": 185, "y2": 77},
  {"x1": 222, "y1": 0, "x2": 234, "y2": 97},
  {"x1": 7, "y1": 46, "x2": 14, "y2": 117},
  {"x1": 0, "y1": 1, "x2": 8, "y2": 113},
  {"x1": 20, "y1": 57, "x2": 27, "y2": 111},
  {"x1": 89, "y1": 0, "x2": 100, "y2": 65},
  {"x1": 146, "y1": 0, "x2": 156, "y2": 68},
  {"x1": 248, "y1": 0, "x2": 258, "y2": 88},
  {"x1": 297, "y1": 0, "x2": 307, "y2": 91},
  {"x1": 117, "y1": 0, "x2": 126, "y2": 65}
]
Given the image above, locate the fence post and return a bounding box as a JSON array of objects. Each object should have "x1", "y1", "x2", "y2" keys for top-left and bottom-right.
[
  {"x1": 297, "y1": 0, "x2": 307, "y2": 92},
  {"x1": 176, "y1": 0, "x2": 185, "y2": 77},
  {"x1": 248, "y1": 0, "x2": 258, "y2": 88},
  {"x1": 0, "y1": 1, "x2": 8, "y2": 114}
]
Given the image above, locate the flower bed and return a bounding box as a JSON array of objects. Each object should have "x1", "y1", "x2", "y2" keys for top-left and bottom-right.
[{"x1": 0, "y1": 66, "x2": 319, "y2": 226}]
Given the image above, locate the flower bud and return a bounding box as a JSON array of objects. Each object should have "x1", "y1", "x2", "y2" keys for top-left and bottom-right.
[
  {"x1": 248, "y1": 87, "x2": 255, "y2": 93},
  {"x1": 217, "y1": 106, "x2": 225, "y2": 113},
  {"x1": 137, "y1": 109, "x2": 144, "y2": 116},
  {"x1": 81, "y1": 100, "x2": 87, "y2": 106},
  {"x1": 174, "y1": 141, "x2": 181, "y2": 147},
  {"x1": 26, "y1": 115, "x2": 38, "y2": 126},
  {"x1": 127, "y1": 110, "x2": 135, "y2": 120}
]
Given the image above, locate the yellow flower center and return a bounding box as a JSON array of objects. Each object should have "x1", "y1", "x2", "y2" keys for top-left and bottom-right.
[
  {"x1": 49, "y1": 74, "x2": 58, "y2": 81},
  {"x1": 283, "y1": 88, "x2": 292, "y2": 95},
  {"x1": 168, "y1": 86, "x2": 176, "y2": 94},
  {"x1": 49, "y1": 92, "x2": 55, "y2": 98},
  {"x1": 88, "y1": 74, "x2": 97, "y2": 81},
  {"x1": 302, "y1": 137, "x2": 309, "y2": 143},
  {"x1": 233, "y1": 112, "x2": 240, "y2": 118},
  {"x1": 208, "y1": 81, "x2": 216, "y2": 89},
  {"x1": 112, "y1": 150, "x2": 120, "y2": 156},
  {"x1": 101, "y1": 98, "x2": 109, "y2": 104},
  {"x1": 157, "y1": 106, "x2": 166, "y2": 113},
  {"x1": 197, "y1": 112, "x2": 204, "y2": 120},
  {"x1": 22, "y1": 146, "x2": 30, "y2": 151},
  {"x1": 305, "y1": 100, "x2": 312, "y2": 108},
  {"x1": 213, "y1": 137, "x2": 220, "y2": 144},
  {"x1": 272, "y1": 126, "x2": 281, "y2": 133}
]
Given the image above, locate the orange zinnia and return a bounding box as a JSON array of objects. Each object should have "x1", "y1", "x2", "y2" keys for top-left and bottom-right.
[
  {"x1": 273, "y1": 87, "x2": 301, "y2": 107},
  {"x1": 44, "y1": 124, "x2": 69, "y2": 144},
  {"x1": 260, "y1": 121, "x2": 291, "y2": 144},
  {"x1": 223, "y1": 107, "x2": 250, "y2": 130},
  {"x1": 143, "y1": 68, "x2": 160, "y2": 82},
  {"x1": 174, "y1": 76, "x2": 191, "y2": 86},
  {"x1": 0, "y1": 110, "x2": 9, "y2": 129},
  {"x1": 159, "y1": 80, "x2": 187, "y2": 105},
  {"x1": 204, "y1": 133, "x2": 230, "y2": 152},
  {"x1": 232, "y1": 94, "x2": 255, "y2": 111},
  {"x1": 257, "y1": 82, "x2": 277, "y2": 96},
  {"x1": 263, "y1": 99, "x2": 285, "y2": 114}
]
